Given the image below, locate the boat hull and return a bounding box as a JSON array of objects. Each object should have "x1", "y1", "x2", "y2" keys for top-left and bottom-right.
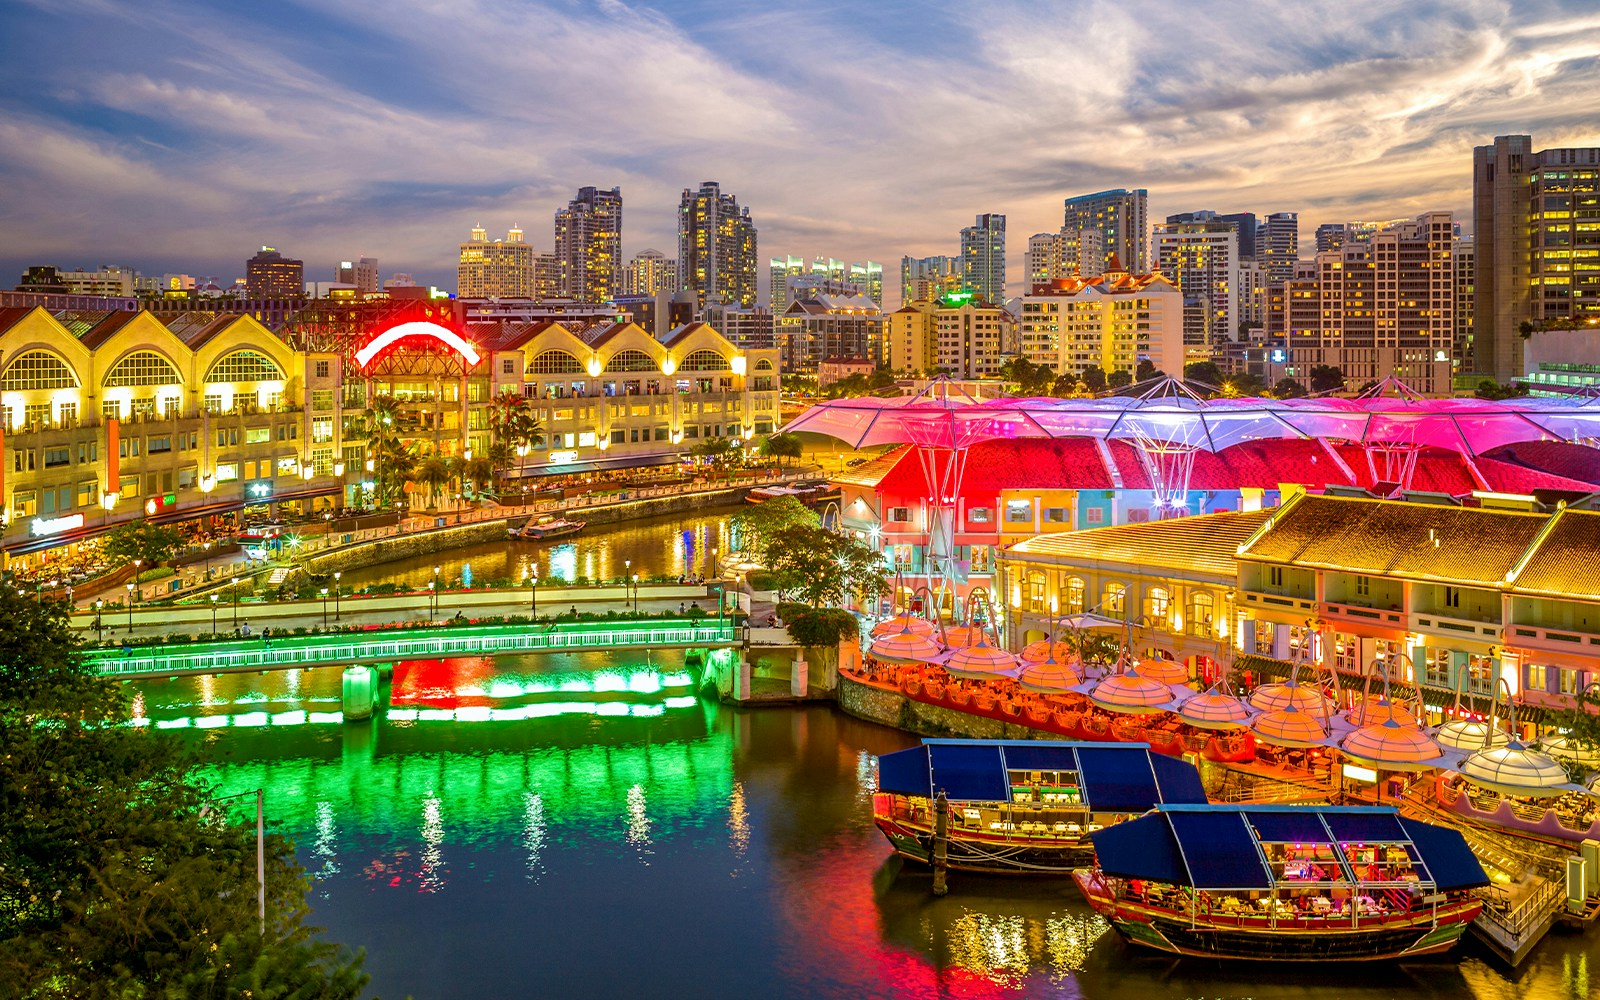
[
  {"x1": 511, "y1": 522, "x2": 585, "y2": 540},
  {"x1": 1072, "y1": 871, "x2": 1479, "y2": 961},
  {"x1": 873, "y1": 813, "x2": 1093, "y2": 875}
]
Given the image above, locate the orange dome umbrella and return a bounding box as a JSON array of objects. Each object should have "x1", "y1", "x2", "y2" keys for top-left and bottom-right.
[
  {"x1": 871, "y1": 627, "x2": 943, "y2": 664},
  {"x1": 1249, "y1": 678, "x2": 1329, "y2": 715},
  {"x1": 1179, "y1": 691, "x2": 1252, "y2": 730},
  {"x1": 1341, "y1": 720, "x2": 1442, "y2": 771},
  {"x1": 1089, "y1": 674, "x2": 1173, "y2": 715},
  {"x1": 1458, "y1": 742, "x2": 1570, "y2": 799},
  {"x1": 871, "y1": 614, "x2": 935, "y2": 639},
  {"x1": 944, "y1": 639, "x2": 1019, "y2": 680},
  {"x1": 1343, "y1": 697, "x2": 1415, "y2": 727},
  {"x1": 1251, "y1": 704, "x2": 1328, "y2": 748},
  {"x1": 1135, "y1": 657, "x2": 1188, "y2": 687},
  {"x1": 1017, "y1": 659, "x2": 1083, "y2": 693},
  {"x1": 1436, "y1": 719, "x2": 1511, "y2": 752},
  {"x1": 940, "y1": 625, "x2": 984, "y2": 649},
  {"x1": 1020, "y1": 640, "x2": 1075, "y2": 663}
]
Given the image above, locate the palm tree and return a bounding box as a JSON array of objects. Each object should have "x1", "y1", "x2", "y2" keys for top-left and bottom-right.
[
  {"x1": 486, "y1": 390, "x2": 542, "y2": 493},
  {"x1": 416, "y1": 454, "x2": 450, "y2": 510},
  {"x1": 759, "y1": 432, "x2": 802, "y2": 468}
]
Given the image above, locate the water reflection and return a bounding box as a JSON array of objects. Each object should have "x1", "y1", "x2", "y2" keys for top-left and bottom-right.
[
  {"x1": 625, "y1": 783, "x2": 652, "y2": 860},
  {"x1": 522, "y1": 792, "x2": 546, "y2": 882},
  {"x1": 419, "y1": 794, "x2": 445, "y2": 893},
  {"x1": 728, "y1": 781, "x2": 750, "y2": 869},
  {"x1": 311, "y1": 800, "x2": 339, "y2": 881}
]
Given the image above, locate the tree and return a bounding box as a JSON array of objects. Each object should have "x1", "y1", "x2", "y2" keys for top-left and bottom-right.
[
  {"x1": 103, "y1": 521, "x2": 184, "y2": 569},
  {"x1": 999, "y1": 357, "x2": 1054, "y2": 396},
  {"x1": 1184, "y1": 361, "x2": 1224, "y2": 387},
  {"x1": 1308, "y1": 364, "x2": 1346, "y2": 394},
  {"x1": 1222, "y1": 373, "x2": 1266, "y2": 397},
  {"x1": 1274, "y1": 378, "x2": 1308, "y2": 399},
  {"x1": 730, "y1": 495, "x2": 818, "y2": 564},
  {"x1": 416, "y1": 454, "x2": 450, "y2": 509},
  {"x1": 1050, "y1": 372, "x2": 1080, "y2": 397},
  {"x1": 1136, "y1": 359, "x2": 1159, "y2": 382},
  {"x1": 763, "y1": 524, "x2": 888, "y2": 608},
  {"x1": 690, "y1": 436, "x2": 740, "y2": 480},
  {"x1": 759, "y1": 432, "x2": 803, "y2": 468},
  {"x1": 1475, "y1": 379, "x2": 1529, "y2": 401},
  {"x1": 486, "y1": 389, "x2": 542, "y2": 492},
  {"x1": 1080, "y1": 366, "x2": 1108, "y2": 393},
  {"x1": 1107, "y1": 370, "x2": 1134, "y2": 389},
  {"x1": 0, "y1": 589, "x2": 368, "y2": 995}
]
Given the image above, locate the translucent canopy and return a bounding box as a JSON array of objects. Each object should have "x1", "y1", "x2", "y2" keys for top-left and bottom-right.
[
  {"x1": 1016, "y1": 659, "x2": 1084, "y2": 693},
  {"x1": 1342, "y1": 720, "x2": 1442, "y2": 771},
  {"x1": 1179, "y1": 691, "x2": 1252, "y2": 730},
  {"x1": 871, "y1": 614, "x2": 935, "y2": 639},
  {"x1": 1252, "y1": 705, "x2": 1328, "y2": 748},
  {"x1": 944, "y1": 639, "x2": 1019, "y2": 680},
  {"x1": 1436, "y1": 719, "x2": 1512, "y2": 752},
  {"x1": 1020, "y1": 640, "x2": 1075, "y2": 663},
  {"x1": 1458, "y1": 742, "x2": 1570, "y2": 798},
  {"x1": 1344, "y1": 698, "x2": 1415, "y2": 727},
  {"x1": 1249, "y1": 679, "x2": 1329, "y2": 716},
  {"x1": 1540, "y1": 735, "x2": 1600, "y2": 769},
  {"x1": 870, "y1": 628, "x2": 943, "y2": 664},
  {"x1": 1134, "y1": 657, "x2": 1188, "y2": 687},
  {"x1": 1089, "y1": 674, "x2": 1173, "y2": 715},
  {"x1": 940, "y1": 625, "x2": 984, "y2": 649}
]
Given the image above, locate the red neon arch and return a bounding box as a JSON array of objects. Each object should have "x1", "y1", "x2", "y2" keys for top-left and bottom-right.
[{"x1": 356, "y1": 321, "x2": 482, "y2": 369}]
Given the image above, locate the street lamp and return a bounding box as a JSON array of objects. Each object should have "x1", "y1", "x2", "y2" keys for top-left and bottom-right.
[
  {"x1": 319, "y1": 587, "x2": 329, "y2": 627},
  {"x1": 126, "y1": 582, "x2": 136, "y2": 629},
  {"x1": 631, "y1": 573, "x2": 639, "y2": 613},
  {"x1": 428, "y1": 580, "x2": 437, "y2": 619},
  {"x1": 624, "y1": 558, "x2": 631, "y2": 586},
  {"x1": 93, "y1": 599, "x2": 104, "y2": 643},
  {"x1": 710, "y1": 545, "x2": 718, "y2": 580},
  {"x1": 527, "y1": 567, "x2": 539, "y2": 615},
  {"x1": 333, "y1": 571, "x2": 342, "y2": 621},
  {"x1": 231, "y1": 576, "x2": 240, "y2": 628},
  {"x1": 210, "y1": 593, "x2": 219, "y2": 633}
]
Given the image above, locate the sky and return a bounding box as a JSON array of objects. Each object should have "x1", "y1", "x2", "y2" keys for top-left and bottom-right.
[{"x1": 2, "y1": 0, "x2": 1600, "y2": 303}]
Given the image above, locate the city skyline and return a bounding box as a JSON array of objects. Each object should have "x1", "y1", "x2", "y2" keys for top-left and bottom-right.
[{"x1": 3, "y1": 1, "x2": 1600, "y2": 298}]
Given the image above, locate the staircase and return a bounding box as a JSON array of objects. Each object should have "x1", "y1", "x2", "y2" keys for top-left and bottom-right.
[{"x1": 267, "y1": 567, "x2": 293, "y2": 585}]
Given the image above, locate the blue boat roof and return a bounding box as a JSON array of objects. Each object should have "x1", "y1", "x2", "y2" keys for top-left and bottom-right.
[
  {"x1": 876, "y1": 740, "x2": 1206, "y2": 813},
  {"x1": 1090, "y1": 805, "x2": 1489, "y2": 892}
]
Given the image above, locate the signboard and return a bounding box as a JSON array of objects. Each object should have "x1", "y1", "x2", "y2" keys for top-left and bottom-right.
[
  {"x1": 1341, "y1": 763, "x2": 1378, "y2": 784},
  {"x1": 245, "y1": 480, "x2": 274, "y2": 500},
  {"x1": 30, "y1": 512, "x2": 84, "y2": 537},
  {"x1": 356, "y1": 321, "x2": 481, "y2": 369},
  {"x1": 1270, "y1": 348, "x2": 1287, "y2": 364},
  {"x1": 144, "y1": 493, "x2": 177, "y2": 516},
  {"x1": 549, "y1": 450, "x2": 578, "y2": 465}
]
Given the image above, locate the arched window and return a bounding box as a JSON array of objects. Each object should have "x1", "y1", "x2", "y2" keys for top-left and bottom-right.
[
  {"x1": 104, "y1": 351, "x2": 182, "y2": 387},
  {"x1": 603, "y1": 349, "x2": 657, "y2": 372},
  {"x1": 1143, "y1": 587, "x2": 1171, "y2": 631},
  {"x1": 529, "y1": 350, "x2": 583, "y2": 374},
  {"x1": 1, "y1": 350, "x2": 79, "y2": 390},
  {"x1": 1026, "y1": 571, "x2": 1047, "y2": 613},
  {"x1": 1102, "y1": 582, "x2": 1126, "y2": 615},
  {"x1": 754, "y1": 358, "x2": 774, "y2": 371},
  {"x1": 1066, "y1": 577, "x2": 1086, "y2": 614},
  {"x1": 1188, "y1": 592, "x2": 1215, "y2": 637},
  {"x1": 205, "y1": 349, "x2": 284, "y2": 383},
  {"x1": 679, "y1": 349, "x2": 729, "y2": 371}
]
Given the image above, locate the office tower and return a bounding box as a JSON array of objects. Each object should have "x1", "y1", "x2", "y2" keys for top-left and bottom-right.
[
  {"x1": 1259, "y1": 213, "x2": 1299, "y2": 283},
  {"x1": 768, "y1": 255, "x2": 806, "y2": 312},
  {"x1": 677, "y1": 181, "x2": 757, "y2": 309},
  {"x1": 532, "y1": 251, "x2": 559, "y2": 301},
  {"x1": 457, "y1": 225, "x2": 535, "y2": 298},
  {"x1": 1026, "y1": 233, "x2": 1063, "y2": 290},
  {"x1": 776, "y1": 291, "x2": 884, "y2": 372},
  {"x1": 336, "y1": 257, "x2": 379, "y2": 294},
  {"x1": 1314, "y1": 223, "x2": 1349, "y2": 254},
  {"x1": 553, "y1": 186, "x2": 623, "y2": 302},
  {"x1": 850, "y1": 261, "x2": 884, "y2": 306},
  {"x1": 1063, "y1": 188, "x2": 1149, "y2": 273},
  {"x1": 960, "y1": 213, "x2": 1006, "y2": 302},
  {"x1": 1284, "y1": 213, "x2": 1455, "y2": 395},
  {"x1": 245, "y1": 247, "x2": 304, "y2": 298},
  {"x1": 1455, "y1": 238, "x2": 1475, "y2": 374},
  {"x1": 1018, "y1": 261, "x2": 1183, "y2": 378},
  {"x1": 810, "y1": 257, "x2": 847, "y2": 282},
  {"x1": 1155, "y1": 216, "x2": 1242, "y2": 348},
  {"x1": 624, "y1": 249, "x2": 674, "y2": 297},
  {"x1": 900, "y1": 254, "x2": 962, "y2": 304},
  {"x1": 1474, "y1": 134, "x2": 1600, "y2": 381},
  {"x1": 1237, "y1": 260, "x2": 1269, "y2": 331}
]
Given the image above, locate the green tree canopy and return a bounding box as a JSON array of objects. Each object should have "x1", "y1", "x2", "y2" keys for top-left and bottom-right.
[
  {"x1": 998, "y1": 357, "x2": 1055, "y2": 396},
  {"x1": 759, "y1": 432, "x2": 804, "y2": 467},
  {"x1": 1475, "y1": 379, "x2": 1530, "y2": 401},
  {"x1": 1183, "y1": 361, "x2": 1224, "y2": 387},
  {"x1": 1106, "y1": 369, "x2": 1134, "y2": 389},
  {"x1": 1080, "y1": 366, "x2": 1108, "y2": 393},
  {"x1": 1274, "y1": 377, "x2": 1308, "y2": 399},
  {"x1": 763, "y1": 524, "x2": 888, "y2": 608},
  {"x1": 1136, "y1": 359, "x2": 1160, "y2": 382},
  {"x1": 730, "y1": 495, "x2": 818, "y2": 563},
  {"x1": 0, "y1": 589, "x2": 368, "y2": 995},
  {"x1": 103, "y1": 521, "x2": 185, "y2": 569},
  {"x1": 1308, "y1": 364, "x2": 1346, "y2": 394}
]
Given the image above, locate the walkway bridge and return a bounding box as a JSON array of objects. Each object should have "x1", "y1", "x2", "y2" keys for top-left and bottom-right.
[{"x1": 87, "y1": 619, "x2": 740, "y2": 678}]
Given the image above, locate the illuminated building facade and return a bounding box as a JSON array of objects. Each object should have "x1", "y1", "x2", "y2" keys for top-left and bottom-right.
[
  {"x1": 336, "y1": 257, "x2": 380, "y2": 295},
  {"x1": 1063, "y1": 189, "x2": 1149, "y2": 274},
  {"x1": 623, "y1": 249, "x2": 674, "y2": 298},
  {"x1": 677, "y1": 181, "x2": 758, "y2": 309},
  {"x1": 1259, "y1": 212, "x2": 1299, "y2": 283},
  {"x1": 776, "y1": 293, "x2": 883, "y2": 373},
  {"x1": 960, "y1": 213, "x2": 1006, "y2": 304},
  {"x1": 1017, "y1": 262, "x2": 1183, "y2": 377},
  {"x1": 457, "y1": 225, "x2": 535, "y2": 299},
  {"x1": 244, "y1": 247, "x2": 304, "y2": 299},
  {"x1": 554, "y1": 186, "x2": 623, "y2": 302},
  {"x1": 1155, "y1": 216, "x2": 1241, "y2": 350},
  {"x1": 900, "y1": 255, "x2": 963, "y2": 306}
]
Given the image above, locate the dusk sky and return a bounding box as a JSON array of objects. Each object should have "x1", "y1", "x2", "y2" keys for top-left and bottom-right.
[{"x1": 3, "y1": 0, "x2": 1600, "y2": 300}]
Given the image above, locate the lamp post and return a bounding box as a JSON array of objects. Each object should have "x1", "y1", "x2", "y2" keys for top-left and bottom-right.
[
  {"x1": 126, "y1": 582, "x2": 136, "y2": 629},
  {"x1": 210, "y1": 593, "x2": 219, "y2": 633},
  {"x1": 432, "y1": 565, "x2": 441, "y2": 618},
  {"x1": 709, "y1": 545, "x2": 718, "y2": 580},
  {"x1": 428, "y1": 581, "x2": 436, "y2": 619},
  {"x1": 624, "y1": 558, "x2": 631, "y2": 587},
  {"x1": 333, "y1": 571, "x2": 342, "y2": 621},
  {"x1": 319, "y1": 587, "x2": 329, "y2": 627},
  {"x1": 203, "y1": 540, "x2": 212, "y2": 581},
  {"x1": 231, "y1": 576, "x2": 240, "y2": 628},
  {"x1": 93, "y1": 599, "x2": 104, "y2": 643},
  {"x1": 528, "y1": 567, "x2": 539, "y2": 615},
  {"x1": 631, "y1": 573, "x2": 639, "y2": 613}
]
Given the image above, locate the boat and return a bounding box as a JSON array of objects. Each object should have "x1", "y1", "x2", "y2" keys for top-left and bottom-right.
[
  {"x1": 509, "y1": 515, "x2": 586, "y2": 540},
  {"x1": 1073, "y1": 804, "x2": 1487, "y2": 961},
  {"x1": 744, "y1": 481, "x2": 839, "y2": 504},
  {"x1": 871, "y1": 739, "x2": 1208, "y2": 875}
]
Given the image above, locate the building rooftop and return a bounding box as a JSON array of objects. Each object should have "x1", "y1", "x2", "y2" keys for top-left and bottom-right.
[
  {"x1": 1008, "y1": 509, "x2": 1274, "y2": 578},
  {"x1": 1507, "y1": 508, "x2": 1600, "y2": 602}
]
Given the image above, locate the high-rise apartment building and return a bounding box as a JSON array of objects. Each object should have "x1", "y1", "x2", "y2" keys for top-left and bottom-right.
[
  {"x1": 1455, "y1": 238, "x2": 1475, "y2": 374},
  {"x1": 1473, "y1": 134, "x2": 1600, "y2": 381},
  {"x1": 1259, "y1": 213, "x2": 1299, "y2": 283},
  {"x1": 1026, "y1": 233, "x2": 1063, "y2": 290},
  {"x1": 1282, "y1": 213, "x2": 1456, "y2": 395},
  {"x1": 888, "y1": 293, "x2": 1016, "y2": 378},
  {"x1": 245, "y1": 247, "x2": 304, "y2": 298},
  {"x1": 810, "y1": 257, "x2": 847, "y2": 282},
  {"x1": 336, "y1": 257, "x2": 379, "y2": 294},
  {"x1": 850, "y1": 261, "x2": 884, "y2": 307},
  {"x1": 769, "y1": 255, "x2": 806, "y2": 312},
  {"x1": 1063, "y1": 189, "x2": 1149, "y2": 273},
  {"x1": 677, "y1": 181, "x2": 757, "y2": 309},
  {"x1": 776, "y1": 292, "x2": 883, "y2": 373},
  {"x1": 1018, "y1": 263, "x2": 1183, "y2": 378},
  {"x1": 1314, "y1": 223, "x2": 1349, "y2": 254},
  {"x1": 1155, "y1": 215, "x2": 1241, "y2": 350},
  {"x1": 457, "y1": 225, "x2": 535, "y2": 299},
  {"x1": 553, "y1": 186, "x2": 623, "y2": 302},
  {"x1": 623, "y1": 249, "x2": 674, "y2": 298},
  {"x1": 960, "y1": 213, "x2": 1006, "y2": 303},
  {"x1": 900, "y1": 255, "x2": 963, "y2": 304}
]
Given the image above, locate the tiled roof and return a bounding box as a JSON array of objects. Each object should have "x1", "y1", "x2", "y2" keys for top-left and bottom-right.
[
  {"x1": 1238, "y1": 494, "x2": 1549, "y2": 587},
  {"x1": 1507, "y1": 509, "x2": 1600, "y2": 602},
  {"x1": 77, "y1": 311, "x2": 142, "y2": 348},
  {"x1": 1008, "y1": 509, "x2": 1274, "y2": 578},
  {"x1": 0, "y1": 306, "x2": 41, "y2": 337}
]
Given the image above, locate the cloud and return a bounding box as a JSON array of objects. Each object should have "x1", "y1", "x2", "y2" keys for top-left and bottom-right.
[{"x1": 0, "y1": 0, "x2": 1596, "y2": 299}]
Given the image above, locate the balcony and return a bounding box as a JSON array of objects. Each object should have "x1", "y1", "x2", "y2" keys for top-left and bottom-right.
[
  {"x1": 1322, "y1": 600, "x2": 1405, "y2": 628},
  {"x1": 1506, "y1": 622, "x2": 1600, "y2": 659},
  {"x1": 1410, "y1": 609, "x2": 1502, "y2": 642},
  {"x1": 1237, "y1": 588, "x2": 1315, "y2": 613}
]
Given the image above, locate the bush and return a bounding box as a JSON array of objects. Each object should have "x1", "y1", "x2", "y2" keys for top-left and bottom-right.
[{"x1": 747, "y1": 570, "x2": 780, "y2": 591}]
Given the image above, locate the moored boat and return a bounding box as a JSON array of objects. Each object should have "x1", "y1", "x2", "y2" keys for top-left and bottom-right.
[
  {"x1": 745, "y1": 481, "x2": 839, "y2": 504},
  {"x1": 872, "y1": 739, "x2": 1208, "y2": 875},
  {"x1": 509, "y1": 515, "x2": 586, "y2": 540},
  {"x1": 1074, "y1": 804, "x2": 1487, "y2": 961}
]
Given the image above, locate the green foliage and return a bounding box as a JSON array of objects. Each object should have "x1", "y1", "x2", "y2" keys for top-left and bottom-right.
[
  {"x1": 1184, "y1": 361, "x2": 1224, "y2": 387},
  {"x1": 998, "y1": 357, "x2": 1055, "y2": 396},
  {"x1": 1135, "y1": 359, "x2": 1159, "y2": 382},
  {"x1": 1080, "y1": 366, "x2": 1108, "y2": 393},
  {"x1": 758, "y1": 432, "x2": 804, "y2": 467},
  {"x1": 785, "y1": 606, "x2": 861, "y2": 648},
  {"x1": 763, "y1": 524, "x2": 889, "y2": 608},
  {"x1": 1106, "y1": 369, "x2": 1133, "y2": 389},
  {"x1": 821, "y1": 368, "x2": 898, "y2": 399},
  {"x1": 103, "y1": 521, "x2": 185, "y2": 569},
  {"x1": 1223, "y1": 373, "x2": 1265, "y2": 397},
  {"x1": 690, "y1": 436, "x2": 741, "y2": 479},
  {"x1": 730, "y1": 495, "x2": 818, "y2": 563},
  {"x1": 1475, "y1": 379, "x2": 1530, "y2": 401},
  {"x1": 1552, "y1": 686, "x2": 1600, "y2": 756},
  {"x1": 1308, "y1": 364, "x2": 1346, "y2": 394},
  {"x1": 1274, "y1": 378, "x2": 1308, "y2": 399},
  {"x1": 0, "y1": 588, "x2": 369, "y2": 996}
]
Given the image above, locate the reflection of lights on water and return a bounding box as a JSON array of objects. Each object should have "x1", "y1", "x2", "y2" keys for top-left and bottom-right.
[
  {"x1": 312, "y1": 800, "x2": 339, "y2": 880},
  {"x1": 947, "y1": 910, "x2": 1029, "y2": 985},
  {"x1": 625, "y1": 783, "x2": 652, "y2": 859},
  {"x1": 130, "y1": 691, "x2": 146, "y2": 722},
  {"x1": 284, "y1": 668, "x2": 301, "y2": 698},
  {"x1": 199, "y1": 674, "x2": 218, "y2": 706},
  {"x1": 550, "y1": 543, "x2": 577, "y2": 583},
  {"x1": 1043, "y1": 912, "x2": 1110, "y2": 979},
  {"x1": 856, "y1": 750, "x2": 877, "y2": 802},
  {"x1": 420, "y1": 795, "x2": 444, "y2": 893},
  {"x1": 522, "y1": 792, "x2": 546, "y2": 881},
  {"x1": 727, "y1": 782, "x2": 750, "y2": 862},
  {"x1": 1561, "y1": 952, "x2": 1589, "y2": 999}
]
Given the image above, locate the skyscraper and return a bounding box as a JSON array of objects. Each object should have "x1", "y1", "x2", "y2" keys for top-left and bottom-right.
[
  {"x1": 768, "y1": 255, "x2": 806, "y2": 312},
  {"x1": 245, "y1": 247, "x2": 303, "y2": 298},
  {"x1": 336, "y1": 256, "x2": 379, "y2": 294},
  {"x1": 1155, "y1": 215, "x2": 1242, "y2": 348},
  {"x1": 960, "y1": 213, "x2": 1006, "y2": 302},
  {"x1": 1063, "y1": 189, "x2": 1149, "y2": 273},
  {"x1": 850, "y1": 261, "x2": 884, "y2": 307},
  {"x1": 624, "y1": 249, "x2": 674, "y2": 297},
  {"x1": 900, "y1": 255, "x2": 963, "y2": 305},
  {"x1": 1026, "y1": 233, "x2": 1063, "y2": 290},
  {"x1": 1473, "y1": 134, "x2": 1600, "y2": 381},
  {"x1": 1455, "y1": 238, "x2": 1475, "y2": 374},
  {"x1": 677, "y1": 181, "x2": 757, "y2": 309},
  {"x1": 458, "y1": 225, "x2": 534, "y2": 298},
  {"x1": 554, "y1": 185, "x2": 623, "y2": 302},
  {"x1": 1258, "y1": 212, "x2": 1299, "y2": 283}
]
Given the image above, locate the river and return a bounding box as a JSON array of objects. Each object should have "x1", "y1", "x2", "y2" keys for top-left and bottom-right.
[{"x1": 133, "y1": 658, "x2": 1596, "y2": 1000}]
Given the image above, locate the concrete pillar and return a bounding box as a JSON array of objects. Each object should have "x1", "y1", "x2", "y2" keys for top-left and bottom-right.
[
  {"x1": 791, "y1": 656, "x2": 808, "y2": 697},
  {"x1": 342, "y1": 665, "x2": 377, "y2": 720},
  {"x1": 735, "y1": 656, "x2": 752, "y2": 701}
]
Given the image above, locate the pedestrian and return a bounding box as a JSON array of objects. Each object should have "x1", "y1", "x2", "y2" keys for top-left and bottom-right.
[
  {"x1": 241, "y1": 621, "x2": 252, "y2": 638},
  {"x1": 679, "y1": 602, "x2": 686, "y2": 613}
]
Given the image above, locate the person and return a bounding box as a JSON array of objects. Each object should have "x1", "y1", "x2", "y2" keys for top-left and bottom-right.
[
  {"x1": 679, "y1": 602, "x2": 686, "y2": 613},
  {"x1": 241, "y1": 621, "x2": 252, "y2": 638},
  {"x1": 569, "y1": 605, "x2": 578, "y2": 618},
  {"x1": 454, "y1": 610, "x2": 464, "y2": 621}
]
